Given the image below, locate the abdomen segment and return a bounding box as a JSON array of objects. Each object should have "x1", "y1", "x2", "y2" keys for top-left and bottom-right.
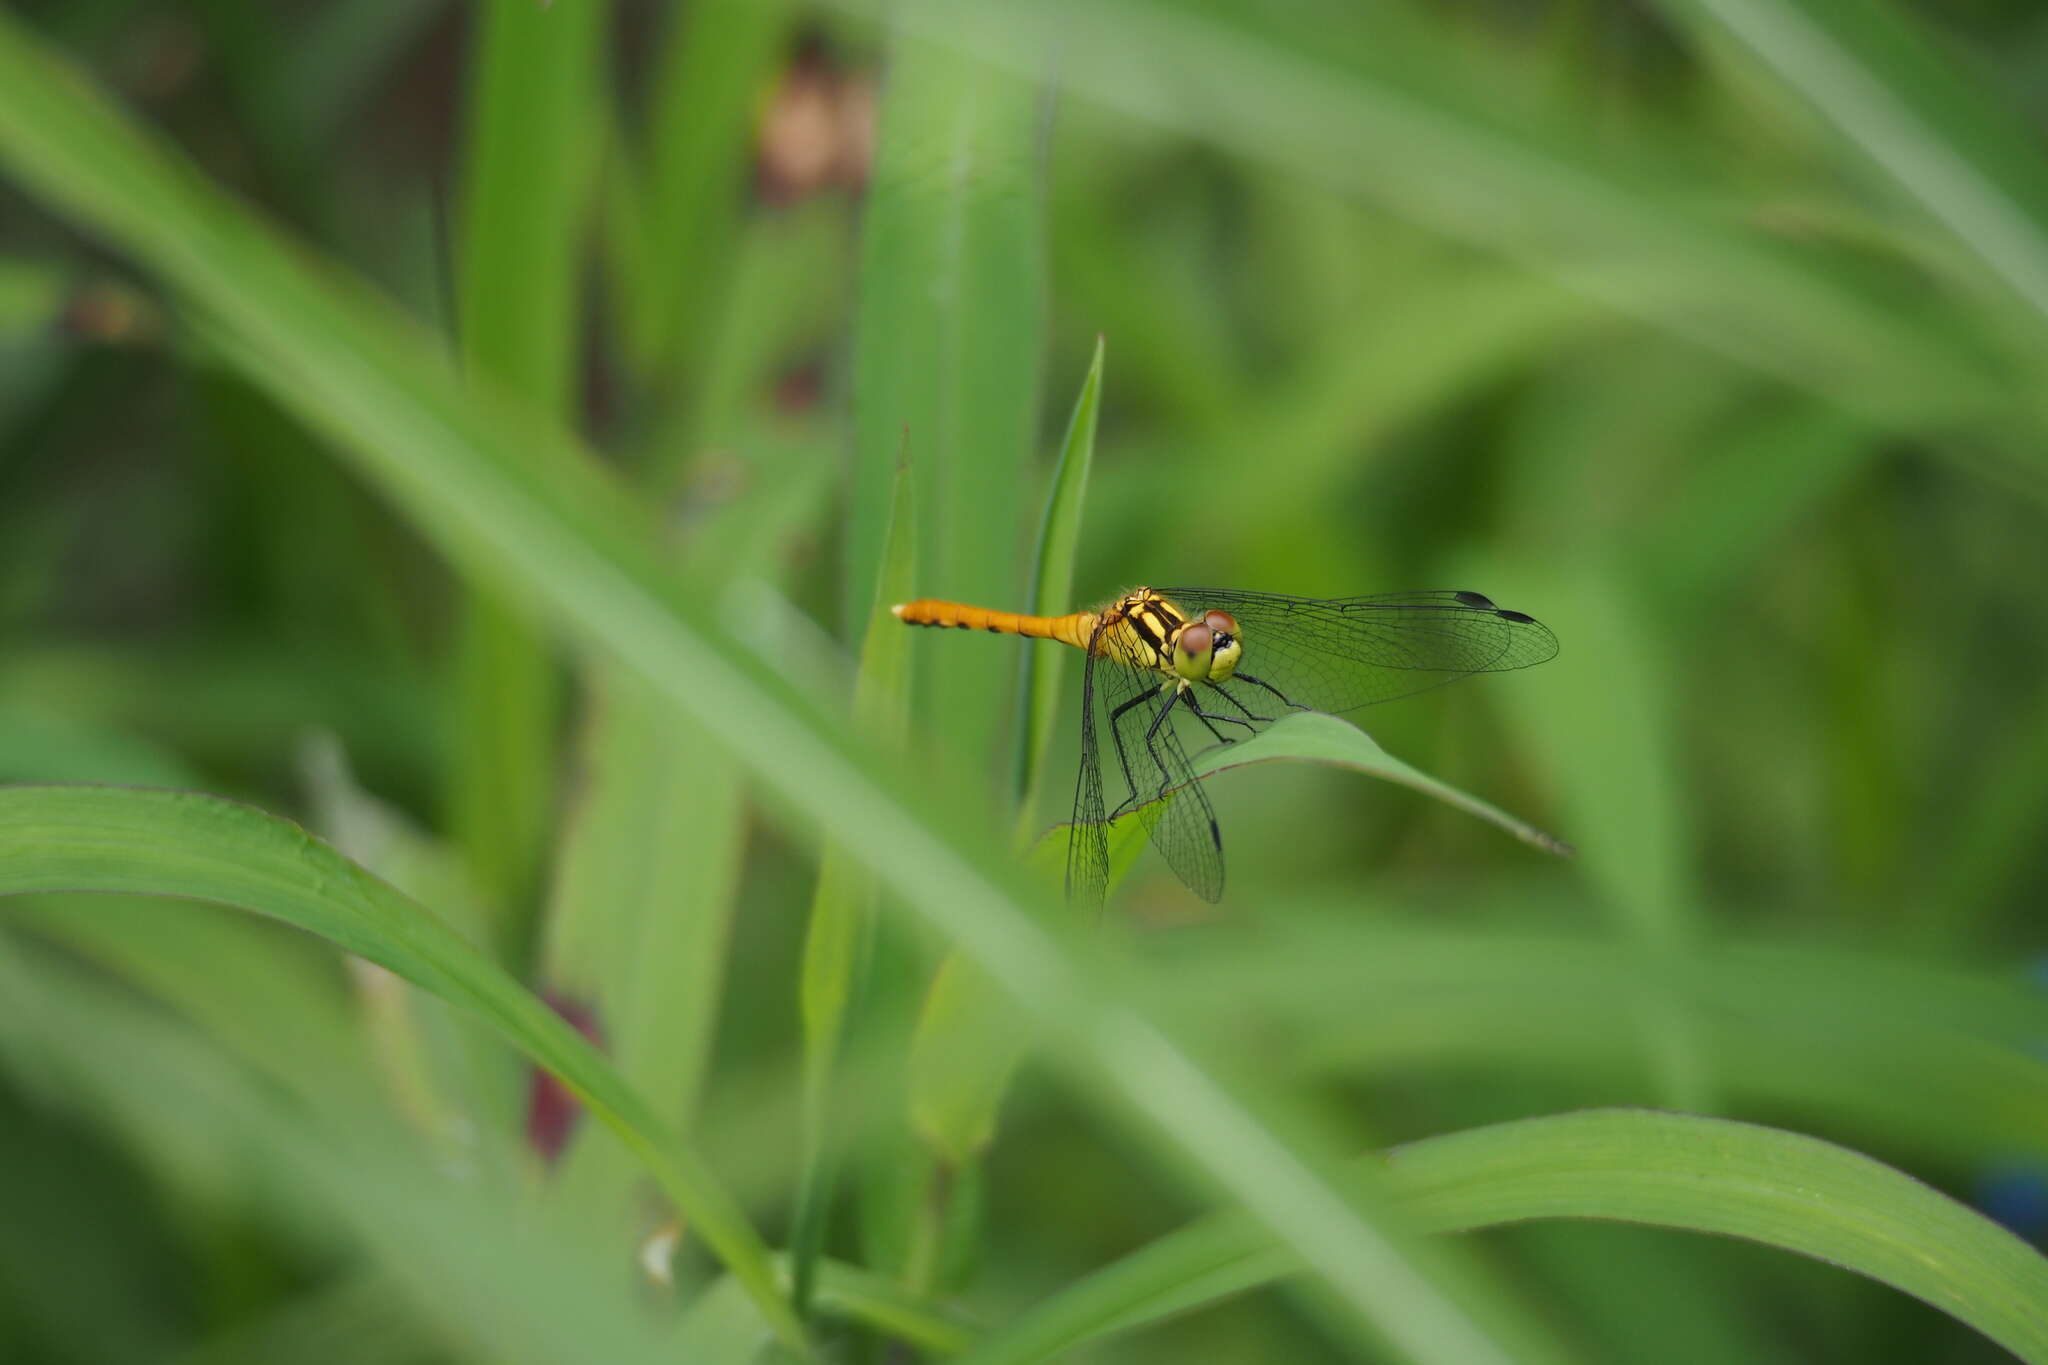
[{"x1": 893, "y1": 599, "x2": 1096, "y2": 650}]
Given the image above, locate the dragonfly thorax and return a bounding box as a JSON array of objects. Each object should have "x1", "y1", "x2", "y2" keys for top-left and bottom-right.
[{"x1": 1100, "y1": 589, "x2": 1243, "y2": 685}]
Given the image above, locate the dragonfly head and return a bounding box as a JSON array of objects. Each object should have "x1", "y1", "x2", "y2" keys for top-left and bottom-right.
[{"x1": 1173, "y1": 610, "x2": 1243, "y2": 683}]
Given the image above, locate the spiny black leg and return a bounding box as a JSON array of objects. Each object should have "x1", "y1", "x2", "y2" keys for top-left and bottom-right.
[
  {"x1": 1210, "y1": 684, "x2": 1264, "y2": 724},
  {"x1": 1204, "y1": 684, "x2": 1269, "y2": 729},
  {"x1": 1234, "y1": 670, "x2": 1305, "y2": 712},
  {"x1": 1141, "y1": 684, "x2": 1180, "y2": 798},
  {"x1": 1193, "y1": 706, "x2": 1257, "y2": 734},
  {"x1": 1107, "y1": 685, "x2": 1163, "y2": 817},
  {"x1": 1181, "y1": 688, "x2": 1234, "y2": 744}
]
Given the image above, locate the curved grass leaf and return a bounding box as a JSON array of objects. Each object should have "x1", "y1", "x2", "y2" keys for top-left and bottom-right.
[
  {"x1": 1029, "y1": 711, "x2": 1569, "y2": 897},
  {"x1": 958, "y1": 1108, "x2": 2048, "y2": 1365},
  {"x1": 1184, "y1": 712, "x2": 1570, "y2": 857},
  {"x1": 0, "y1": 784, "x2": 809, "y2": 1355}
]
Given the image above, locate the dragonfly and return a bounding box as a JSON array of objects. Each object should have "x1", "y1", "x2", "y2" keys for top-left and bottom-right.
[{"x1": 894, "y1": 586, "x2": 1558, "y2": 906}]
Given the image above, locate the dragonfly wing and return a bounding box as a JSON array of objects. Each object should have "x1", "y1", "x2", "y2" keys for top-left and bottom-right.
[
  {"x1": 1160, "y1": 587, "x2": 1558, "y2": 716},
  {"x1": 1066, "y1": 645, "x2": 1111, "y2": 909},
  {"x1": 1101, "y1": 663, "x2": 1225, "y2": 903}
]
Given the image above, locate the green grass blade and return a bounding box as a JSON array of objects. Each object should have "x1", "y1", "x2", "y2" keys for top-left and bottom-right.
[
  {"x1": 1183, "y1": 712, "x2": 1570, "y2": 858},
  {"x1": 0, "y1": 784, "x2": 809, "y2": 1356},
  {"x1": 0, "y1": 29, "x2": 1571, "y2": 1363},
  {"x1": 446, "y1": 0, "x2": 607, "y2": 932},
  {"x1": 960, "y1": 1109, "x2": 2048, "y2": 1365},
  {"x1": 1026, "y1": 712, "x2": 1571, "y2": 895},
  {"x1": 847, "y1": 30, "x2": 1045, "y2": 770},
  {"x1": 793, "y1": 451, "x2": 917, "y2": 1316},
  {"x1": 1013, "y1": 337, "x2": 1103, "y2": 817}
]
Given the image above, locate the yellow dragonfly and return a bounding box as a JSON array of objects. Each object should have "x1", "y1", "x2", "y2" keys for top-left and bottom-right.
[{"x1": 896, "y1": 585, "x2": 1557, "y2": 905}]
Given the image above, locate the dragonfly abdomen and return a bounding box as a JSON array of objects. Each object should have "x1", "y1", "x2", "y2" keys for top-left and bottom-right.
[{"x1": 893, "y1": 599, "x2": 1098, "y2": 650}]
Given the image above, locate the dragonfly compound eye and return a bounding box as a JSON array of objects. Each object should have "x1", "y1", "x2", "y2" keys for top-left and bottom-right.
[
  {"x1": 1176, "y1": 623, "x2": 1213, "y2": 659},
  {"x1": 1204, "y1": 610, "x2": 1238, "y2": 636}
]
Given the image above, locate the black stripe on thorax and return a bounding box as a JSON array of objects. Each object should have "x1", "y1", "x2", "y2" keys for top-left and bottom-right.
[{"x1": 1123, "y1": 597, "x2": 1186, "y2": 656}]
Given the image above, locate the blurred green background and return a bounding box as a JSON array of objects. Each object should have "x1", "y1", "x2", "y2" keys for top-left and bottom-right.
[{"x1": 4, "y1": 0, "x2": 2048, "y2": 1362}]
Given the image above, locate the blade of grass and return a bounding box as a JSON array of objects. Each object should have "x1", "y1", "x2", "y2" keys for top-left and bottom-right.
[
  {"x1": 0, "y1": 28, "x2": 1579, "y2": 1363},
  {"x1": 847, "y1": 29, "x2": 1045, "y2": 780},
  {"x1": 955, "y1": 1108, "x2": 2048, "y2": 1365},
  {"x1": 1024, "y1": 712, "x2": 1572, "y2": 895},
  {"x1": 793, "y1": 450, "x2": 916, "y2": 1317},
  {"x1": 446, "y1": 0, "x2": 607, "y2": 934},
  {"x1": 1013, "y1": 337, "x2": 1102, "y2": 820},
  {"x1": 0, "y1": 784, "x2": 809, "y2": 1356}
]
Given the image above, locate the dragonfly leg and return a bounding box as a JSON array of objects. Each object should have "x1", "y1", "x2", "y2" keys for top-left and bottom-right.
[
  {"x1": 1106, "y1": 683, "x2": 1167, "y2": 816},
  {"x1": 1179, "y1": 687, "x2": 1253, "y2": 740},
  {"x1": 1140, "y1": 684, "x2": 1181, "y2": 798},
  {"x1": 1180, "y1": 688, "x2": 1240, "y2": 744},
  {"x1": 1232, "y1": 670, "x2": 1306, "y2": 713},
  {"x1": 1203, "y1": 683, "x2": 1270, "y2": 729}
]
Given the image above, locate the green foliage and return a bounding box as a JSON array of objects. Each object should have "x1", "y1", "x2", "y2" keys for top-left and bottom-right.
[{"x1": 3, "y1": 2, "x2": 2048, "y2": 1363}]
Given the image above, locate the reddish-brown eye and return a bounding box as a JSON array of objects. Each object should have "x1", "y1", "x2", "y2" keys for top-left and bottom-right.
[
  {"x1": 1178, "y1": 623, "x2": 1213, "y2": 656},
  {"x1": 1205, "y1": 610, "x2": 1238, "y2": 636}
]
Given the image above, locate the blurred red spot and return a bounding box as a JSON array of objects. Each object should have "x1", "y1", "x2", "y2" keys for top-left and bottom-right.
[{"x1": 527, "y1": 993, "x2": 603, "y2": 1163}]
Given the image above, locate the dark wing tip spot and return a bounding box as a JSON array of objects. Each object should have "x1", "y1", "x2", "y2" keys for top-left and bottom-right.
[
  {"x1": 1453, "y1": 590, "x2": 1496, "y2": 608},
  {"x1": 1495, "y1": 609, "x2": 1537, "y2": 624}
]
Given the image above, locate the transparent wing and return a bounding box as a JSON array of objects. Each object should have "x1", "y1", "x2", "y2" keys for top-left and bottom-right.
[
  {"x1": 1096, "y1": 657, "x2": 1225, "y2": 904},
  {"x1": 1065, "y1": 645, "x2": 1111, "y2": 909},
  {"x1": 1156, "y1": 587, "x2": 1558, "y2": 717}
]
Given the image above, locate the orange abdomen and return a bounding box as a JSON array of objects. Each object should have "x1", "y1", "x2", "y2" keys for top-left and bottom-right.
[{"x1": 893, "y1": 599, "x2": 1096, "y2": 650}]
